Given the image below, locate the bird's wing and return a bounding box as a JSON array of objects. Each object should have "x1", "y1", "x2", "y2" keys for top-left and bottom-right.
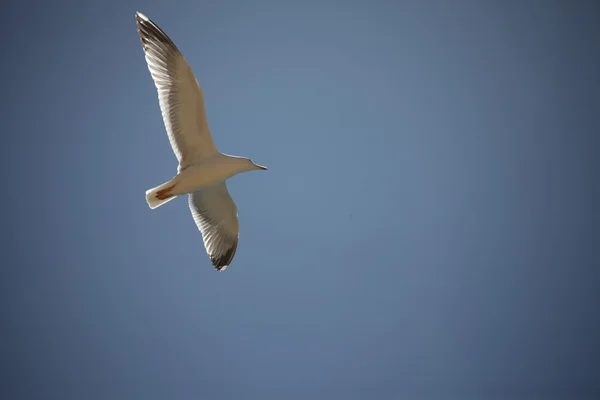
[
  {"x1": 189, "y1": 183, "x2": 240, "y2": 271},
  {"x1": 136, "y1": 12, "x2": 218, "y2": 170}
]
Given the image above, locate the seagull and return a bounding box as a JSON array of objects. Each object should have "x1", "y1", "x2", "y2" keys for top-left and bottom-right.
[{"x1": 135, "y1": 12, "x2": 267, "y2": 271}]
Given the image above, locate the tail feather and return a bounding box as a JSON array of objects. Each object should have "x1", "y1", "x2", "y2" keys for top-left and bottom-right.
[{"x1": 145, "y1": 179, "x2": 177, "y2": 209}]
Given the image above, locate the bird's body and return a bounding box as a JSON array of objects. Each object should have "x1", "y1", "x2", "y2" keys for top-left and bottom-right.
[
  {"x1": 135, "y1": 12, "x2": 267, "y2": 270},
  {"x1": 145, "y1": 154, "x2": 261, "y2": 209}
]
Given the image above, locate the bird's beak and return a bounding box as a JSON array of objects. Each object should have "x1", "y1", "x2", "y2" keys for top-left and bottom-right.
[{"x1": 255, "y1": 164, "x2": 268, "y2": 171}]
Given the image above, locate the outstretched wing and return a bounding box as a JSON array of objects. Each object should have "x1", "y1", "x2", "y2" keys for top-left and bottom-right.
[
  {"x1": 189, "y1": 183, "x2": 240, "y2": 271},
  {"x1": 136, "y1": 12, "x2": 218, "y2": 169}
]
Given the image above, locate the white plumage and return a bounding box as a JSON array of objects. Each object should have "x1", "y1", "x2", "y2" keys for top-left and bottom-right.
[{"x1": 136, "y1": 12, "x2": 267, "y2": 271}]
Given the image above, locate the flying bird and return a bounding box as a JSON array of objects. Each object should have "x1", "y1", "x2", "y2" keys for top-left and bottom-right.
[{"x1": 135, "y1": 12, "x2": 267, "y2": 271}]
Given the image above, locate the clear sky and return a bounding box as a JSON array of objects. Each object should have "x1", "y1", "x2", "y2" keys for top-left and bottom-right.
[{"x1": 2, "y1": 0, "x2": 599, "y2": 398}]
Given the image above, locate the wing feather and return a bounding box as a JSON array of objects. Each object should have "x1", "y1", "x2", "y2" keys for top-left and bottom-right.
[
  {"x1": 136, "y1": 12, "x2": 218, "y2": 169},
  {"x1": 189, "y1": 183, "x2": 240, "y2": 271}
]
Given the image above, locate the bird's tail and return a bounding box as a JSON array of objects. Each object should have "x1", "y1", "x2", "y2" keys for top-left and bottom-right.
[{"x1": 145, "y1": 179, "x2": 178, "y2": 209}]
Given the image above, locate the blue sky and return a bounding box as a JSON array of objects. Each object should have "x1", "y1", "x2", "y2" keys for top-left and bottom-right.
[{"x1": 2, "y1": 0, "x2": 599, "y2": 398}]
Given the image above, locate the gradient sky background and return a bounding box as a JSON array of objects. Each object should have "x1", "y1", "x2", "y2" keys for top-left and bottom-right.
[{"x1": 1, "y1": 0, "x2": 599, "y2": 399}]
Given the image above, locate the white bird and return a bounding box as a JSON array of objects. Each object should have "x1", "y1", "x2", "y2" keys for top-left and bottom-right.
[{"x1": 135, "y1": 12, "x2": 267, "y2": 271}]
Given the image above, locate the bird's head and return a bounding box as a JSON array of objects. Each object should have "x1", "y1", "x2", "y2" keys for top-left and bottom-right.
[
  {"x1": 246, "y1": 158, "x2": 268, "y2": 171},
  {"x1": 226, "y1": 155, "x2": 268, "y2": 174}
]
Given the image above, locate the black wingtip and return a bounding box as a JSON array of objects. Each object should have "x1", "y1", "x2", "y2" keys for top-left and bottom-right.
[
  {"x1": 135, "y1": 11, "x2": 177, "y2": 48},
  {"x1": 212, "y1": 261, "x2": 230, "y2": 271},
  {"x1": 210, "y1": 243, "x2": 238, "y2": 271}
]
